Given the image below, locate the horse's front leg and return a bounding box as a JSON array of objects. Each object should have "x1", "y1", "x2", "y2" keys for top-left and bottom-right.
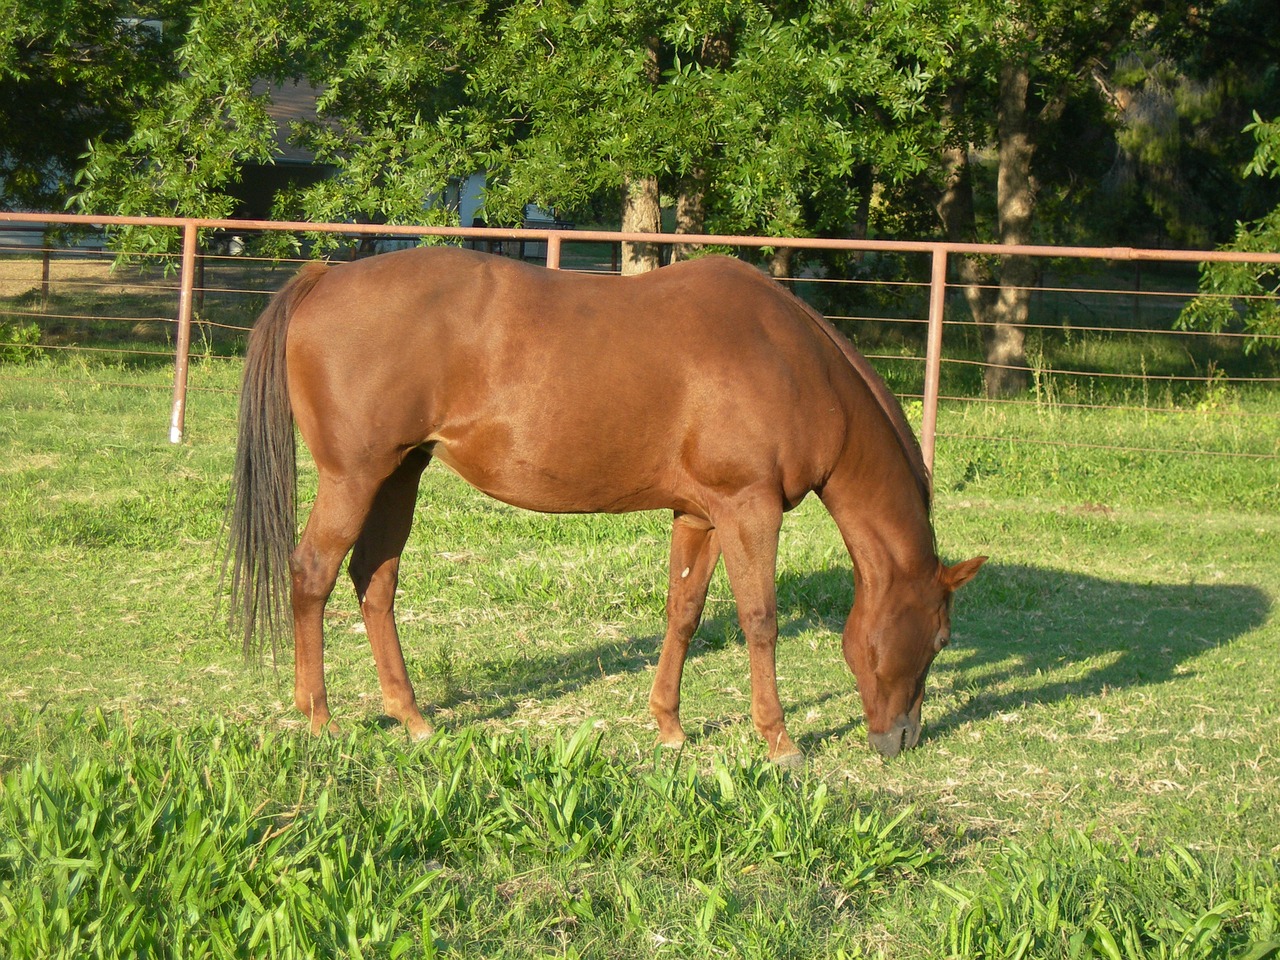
[
  {"x1": 715, "y1": 497, "x2": 801, "y2": 765},
  {"x1": 649, "y1": 513, "x2": 720, "y2": 748}
]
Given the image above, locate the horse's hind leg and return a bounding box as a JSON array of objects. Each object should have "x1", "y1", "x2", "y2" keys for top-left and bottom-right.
[
  {"x1": 348, "y1": 448, "x2": 432, "y2": 740},
  {"x1": 649, "y1": 512, "x2": 720, "y2": 748},
  {"x1": 291, "y1": 471, "x2": 385, "y2": 735}
]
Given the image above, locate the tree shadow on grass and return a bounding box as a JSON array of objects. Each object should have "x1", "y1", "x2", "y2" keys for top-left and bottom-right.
[{"x1": 400, "y1": 561, "x2": 1271, "y2": 750}]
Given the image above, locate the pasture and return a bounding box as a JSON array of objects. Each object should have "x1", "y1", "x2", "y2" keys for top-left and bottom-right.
[{"x1": 1, "y1": 316, "x2": 1278, "y2": 956}]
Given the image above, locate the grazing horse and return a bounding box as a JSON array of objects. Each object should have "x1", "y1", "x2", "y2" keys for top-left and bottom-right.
[{"x1": 227, "y1": 247, "x2": 984, "y2": 762}]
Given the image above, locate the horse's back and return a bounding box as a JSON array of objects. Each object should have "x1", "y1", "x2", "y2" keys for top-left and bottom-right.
[{"x1": 284, "y1": 248, "x2": 857, "y2": 515}]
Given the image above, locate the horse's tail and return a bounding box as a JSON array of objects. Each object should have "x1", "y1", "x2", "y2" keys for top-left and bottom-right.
[{"x1": 224, "y1": 262, "x2": 328, "y2": 661}]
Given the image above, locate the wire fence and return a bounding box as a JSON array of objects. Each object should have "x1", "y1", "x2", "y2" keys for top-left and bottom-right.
[{"x1": 2, "y1": 213, "x2": 1278, "y2": 473}]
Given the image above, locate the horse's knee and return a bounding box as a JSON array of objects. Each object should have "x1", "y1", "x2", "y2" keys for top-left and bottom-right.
[
  {"x1": 665, "y1": 592, "x2": 705, "y2": 632},
  {"x1": 737, "y1": 602, "x2": 777, "y2": 643}
]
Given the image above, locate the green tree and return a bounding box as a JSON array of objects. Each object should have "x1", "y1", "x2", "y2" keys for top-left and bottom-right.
[
  {"x1": 932, "y1": 0, "x2": 1142, "y2": 397},
  {"x1": 75, "y1": 0, "x2": 954, "y2": 271},
  {"x1": 0, "y1": 1, "x2": 181, "y2": 211},
  {"x1": 1181, "y1": 113, "x2": 1280, "y2": 347},
  {"x1": 934, "y1": 0, "x2": 1280, "y2": 387},
  {"x1": 461, "y1": 0, "x2": 954, "y2": 273},
  {"x1": 75, "y1": 0, "x2": 485, "y2": 252},
  {"x1": 1160, "y1": 0, "x2": 1280, "y2": 347},
  {"x1": 75, "y1": 1, "x2": 304, "y2": 234},
  {"x1": 1094, "y1": 0, "x2": 1280, "y2": 247},
  {"x1": 267, "y1": 0, "x2": 483, "y2": 233}
]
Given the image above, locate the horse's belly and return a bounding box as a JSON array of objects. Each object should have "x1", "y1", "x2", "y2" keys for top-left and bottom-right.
[{"x1": 429, "y1": 435, "x2": 685, "y2": 516}]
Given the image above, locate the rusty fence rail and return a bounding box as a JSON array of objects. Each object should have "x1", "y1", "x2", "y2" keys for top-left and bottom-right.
[{"x1": 2, "y1": 211, "x2": 1278, "y2": 472}]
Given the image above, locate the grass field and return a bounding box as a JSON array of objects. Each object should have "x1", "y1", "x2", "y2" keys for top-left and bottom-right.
[{"x1": 1, "y1": 287, "x2": 1279, "y2": 956}]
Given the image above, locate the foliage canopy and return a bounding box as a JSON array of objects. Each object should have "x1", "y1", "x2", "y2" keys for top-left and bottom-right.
[{"x1": 2, "y1": 0, "x2": 1278, "y2": 347}]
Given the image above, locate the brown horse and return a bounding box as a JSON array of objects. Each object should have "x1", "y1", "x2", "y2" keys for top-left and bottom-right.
[{"x1": 226, "y1": 247, "x2": 984, "y2": 762}]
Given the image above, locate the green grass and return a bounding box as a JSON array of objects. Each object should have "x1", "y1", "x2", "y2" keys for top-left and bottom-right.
[
  {"x1": 1, "y1": 338, "x2": 1279, "y2": 956},
  {"x1": 1, "y1": 716, "x2": 943, "y2": 958}
]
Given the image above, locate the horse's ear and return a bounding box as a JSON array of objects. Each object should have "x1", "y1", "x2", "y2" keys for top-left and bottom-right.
[{"x1": 942, "y1": 556, "x2": 987, "y2": 592}]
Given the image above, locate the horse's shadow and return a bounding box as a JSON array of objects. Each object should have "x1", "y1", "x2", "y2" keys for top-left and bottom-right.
[
  {"x1": 401, "y1": 561, "x2": 1271, "y2": 745},
  {"x1": 794, "y1": 561, "x2": 1272, "y2": 747}
]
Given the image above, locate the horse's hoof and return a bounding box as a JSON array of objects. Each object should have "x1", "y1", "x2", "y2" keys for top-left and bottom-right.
[
  {"x1": 406, "y1": 721, "x2": 435, "y2": 742},
  {"x1": 771, "y1": 751, "x2": 806, "y2": 770},
  {"x1": 654, "y1": 722, "x2": 687, "y2": 750}
]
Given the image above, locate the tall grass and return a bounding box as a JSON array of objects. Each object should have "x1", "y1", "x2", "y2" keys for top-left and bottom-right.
[
  {"x1": 2, "y1": 714, "x2": 1277, "y2": 958},
  {"x1": 0, "y1": 714, "x2": 938, "y2": 958},
  {"x1": 934, "y1": 832, "x2": 1280, "y2": 960}
]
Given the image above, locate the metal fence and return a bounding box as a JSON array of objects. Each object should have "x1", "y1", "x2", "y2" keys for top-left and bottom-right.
[{"x1": 2, "y1": 211, "x2": 1278, "y2": 472}]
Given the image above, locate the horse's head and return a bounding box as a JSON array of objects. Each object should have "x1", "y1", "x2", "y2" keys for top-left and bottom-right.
[{"x1": 844, "y1": 556, "x2": 986, "y2": 757}]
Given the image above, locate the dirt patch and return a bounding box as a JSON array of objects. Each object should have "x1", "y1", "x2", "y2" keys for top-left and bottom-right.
[{"x1": 0, "y1": 256, "x2": 169, "y2": 301}]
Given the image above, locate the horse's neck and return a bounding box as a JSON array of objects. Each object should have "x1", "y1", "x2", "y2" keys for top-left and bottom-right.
[{"x1": 821, "y1": 454, "x2": 938, "y2": 593}]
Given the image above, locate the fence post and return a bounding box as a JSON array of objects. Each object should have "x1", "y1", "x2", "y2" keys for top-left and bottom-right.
[
  {"x1": 545, "y1": 232, "x2": 562, "y2": 270},
  {"x1": 40, "y1": 247, "x2": 51, "y2": 313},
  {"x1": 920, "y1": 247, "x2": 948, "y2": 478},
  {"x1": 168, "y1": 221, "x2": 199, "y2": 444}
]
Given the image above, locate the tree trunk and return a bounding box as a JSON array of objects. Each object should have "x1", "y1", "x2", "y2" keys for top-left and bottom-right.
[
  {"x1": 620, "y1": 37, "x2": 663, "y2": 276},
  {"x1": 621, "y1": 174, "x2": 662, "y2": 274},
  {"x1": 671, "y1": 29, "x2": 731, "y2": 265},
  {"x1": 849, "y1": 164, "x2": 873, "y2": 244},
  {"x1": 937, "y1": 69, "x2": 1036, "y2": 398},
  {"x1": 986, "y1": 62, "x2": 1035, "y2": 398},
  {"x1": 767, "y1": 246, "x2": 794, "y2": 279},
  {"x1": 937, "y1": 91, "x2": 998, "y2": 326},
  {"x1": 672, "y1": 171, "x2": 707, "y2": 261}
]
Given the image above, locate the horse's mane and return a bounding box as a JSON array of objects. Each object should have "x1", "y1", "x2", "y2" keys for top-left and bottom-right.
[{"x1": 789, "y1": 293, "x2": 933, "y2": 514}]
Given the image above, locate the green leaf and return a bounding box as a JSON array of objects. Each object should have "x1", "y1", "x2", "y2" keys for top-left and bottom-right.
[{"x1": 1237, "y1": 942, "x2": 1280, "y2": 960}]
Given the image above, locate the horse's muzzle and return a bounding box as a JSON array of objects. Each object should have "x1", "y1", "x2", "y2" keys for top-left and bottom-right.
[{"x1": 868, "y1": 716, "x2": 922, "y2": 758}]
